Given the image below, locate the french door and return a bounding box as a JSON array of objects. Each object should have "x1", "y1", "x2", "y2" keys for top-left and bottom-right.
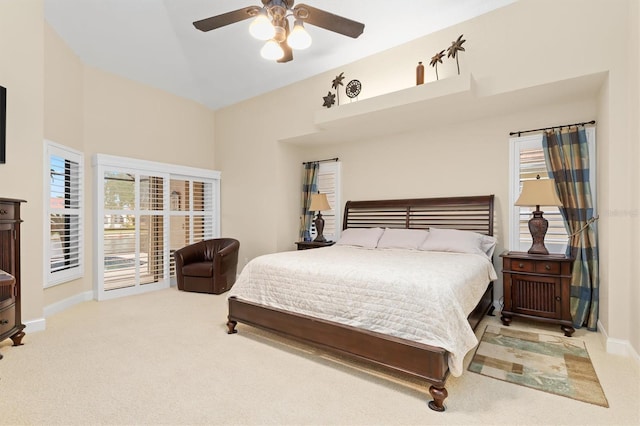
[{"x1": 94, "y1": 155, "x2": 220, "y2": 300}]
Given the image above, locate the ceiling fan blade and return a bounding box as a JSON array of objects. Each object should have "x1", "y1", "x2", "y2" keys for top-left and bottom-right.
[
  {"x1": 294, "y1": 4, "x2": 364, "y2": 38},
  {"x1": 278, "y1": 19, "x2": 293, "y2": 63},
  {"x1": 193, "y1": 7, "x2": 258, "y2": 32}
]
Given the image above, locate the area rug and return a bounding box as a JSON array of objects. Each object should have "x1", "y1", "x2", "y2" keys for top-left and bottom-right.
[{"x1": 468, "y1": 325, "x2": 608, "y2": 407}]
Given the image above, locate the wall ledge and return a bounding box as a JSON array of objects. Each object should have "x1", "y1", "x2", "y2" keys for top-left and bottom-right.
[{"x1": 281, "y1": 71, "x2": 607, "y2": 145}]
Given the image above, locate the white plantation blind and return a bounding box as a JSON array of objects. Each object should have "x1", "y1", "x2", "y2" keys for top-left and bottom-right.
[
  {"x1": 169, "y1": 178, "x2": 216, "y2": 278},
  {"x1": 310, "y1": 161, "x2": 341, "y2": 242},
  {"x1": 509, "y1": 128, "x2": 596, "y2": 254},
  {"x1": 139, "y1": 176, "x2": 165, "y2": 286},
  {"x1": 518, "y1": 147, "x2": 568, "y2": 251},
  {"x1": 191, "y1": 180, "x2": 214, "y2": 242},
  {"x1": 46, "y1": 141, "x2": 84, "y2": 286}
]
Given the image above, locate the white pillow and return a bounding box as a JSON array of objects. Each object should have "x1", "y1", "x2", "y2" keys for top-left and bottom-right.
[
  {"x1": 376, "y1": 228, "x2": 429, "y2": 250},
  {"x1": 480, "y1": 234, "x2": 498, "y2": 258},
  {"x1": 419, "y1": 227, "x2": 496, "y2": 259},
  {"x1": 336, "y1": 227, "x2": 385, "y2": 249}
]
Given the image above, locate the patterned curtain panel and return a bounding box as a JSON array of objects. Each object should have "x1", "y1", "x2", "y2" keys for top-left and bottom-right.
[
  {"x1": 299, "y1": 162, "x2": 319, "y2": 241},
  {"x1": 542, "y1": 127, "x2": 599, "y2": 330}
]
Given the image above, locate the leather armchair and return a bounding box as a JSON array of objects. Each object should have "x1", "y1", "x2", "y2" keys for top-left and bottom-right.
[{"x1": 173, "y1": 238, "x2": 240, "y2": 294}]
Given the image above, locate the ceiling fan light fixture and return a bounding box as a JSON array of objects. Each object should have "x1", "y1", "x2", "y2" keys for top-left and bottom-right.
[
  {"x1": 249, "y1": 9, "x2": 275, "y2": 40},
  {"x1": 260, "y1": 39, "x2": 285, "y2": 60},
  {"x1": 273, "y1": 24, "x2": 287, "y2": 43},
  {"x1": 287, "y1": 19, "x2": 312, "y2": 50}
]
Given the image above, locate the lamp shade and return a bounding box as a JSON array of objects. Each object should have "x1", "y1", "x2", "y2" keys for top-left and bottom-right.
[
  {"x1": 309, "y1": 193, "x2": 331, "y2": 211},
  {"x1": 515, "y1": 178, "x2": 562, "y2": 207}
]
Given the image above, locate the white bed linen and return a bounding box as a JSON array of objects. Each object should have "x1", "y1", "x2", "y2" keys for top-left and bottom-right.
[{"x1": 229, "y1": 245, "x2": 497, "y2": 376}]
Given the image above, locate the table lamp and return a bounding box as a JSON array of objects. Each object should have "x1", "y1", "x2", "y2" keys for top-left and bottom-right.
[
  {"x1": 515, "y1": 175, "x2": 563, "y2": 255},
  {"x1": 309, "y1": 193, "x2": 331, "y2": 242}
]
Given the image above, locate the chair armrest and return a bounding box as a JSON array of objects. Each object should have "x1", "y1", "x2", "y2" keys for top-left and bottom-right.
[
  {"x1": 218, "y1": 239, "x2": 240, "y2": 257},
  {"x1": 214, "y1": 239, "x2": 240, "y2": 279}
]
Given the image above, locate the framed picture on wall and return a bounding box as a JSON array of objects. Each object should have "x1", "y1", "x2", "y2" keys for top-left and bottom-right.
[{"x1": 0, "y1": 86, "x2": 6, "y2": 164}]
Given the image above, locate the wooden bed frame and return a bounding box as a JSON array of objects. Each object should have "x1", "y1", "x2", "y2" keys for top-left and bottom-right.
[{"x1": 227, "y1": 195, "x2": 495, "y2": 411}]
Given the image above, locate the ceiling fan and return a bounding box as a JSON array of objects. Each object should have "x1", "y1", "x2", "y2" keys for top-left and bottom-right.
[{"x1": 193, "y1": 0, "x2": 365, "y2": 63}]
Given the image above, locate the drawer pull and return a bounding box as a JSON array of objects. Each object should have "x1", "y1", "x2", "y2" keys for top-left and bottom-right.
[
  {"x1": 545, "y1": 264, "x2": 551, "y2": 270},
  {"x1": 0, "y1": 319, "x2": 8, "y2": 325},
  {"x1": 518, "y1": 263, "x2": 524, "y2": 268},
  {"x1": 0, "y1": 209, "x2": 6, "y2": 215},
  {"x1": 555, "y1": 296, "x2": 561, "y2": 301}
]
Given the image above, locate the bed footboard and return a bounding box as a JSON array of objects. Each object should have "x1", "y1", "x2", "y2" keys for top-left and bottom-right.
[{"x1": 227, "y1": 296, "x2": 450, "y2": 410}]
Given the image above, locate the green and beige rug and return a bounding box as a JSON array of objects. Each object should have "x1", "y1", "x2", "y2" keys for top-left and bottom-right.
[{"x1": 469, "y1": 325, "x2": 608, "y2": 407}]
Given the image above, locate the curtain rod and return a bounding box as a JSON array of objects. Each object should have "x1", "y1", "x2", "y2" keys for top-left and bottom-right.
[
  {"x1": 302, "y1": 157, "x2": 339, "y2": 165},
  {"x1": 510, "y1": 120, "x2": 595, "y2": 137}
]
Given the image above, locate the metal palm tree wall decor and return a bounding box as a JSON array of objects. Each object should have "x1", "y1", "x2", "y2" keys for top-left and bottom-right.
[
  {"x1": 429, "y1": 50, "x2": 445, "y2": 80},
  {"x1": 332, "y1": 72, "x2": 345, "y2": 105},
  {"x1": 447, "y1": 34, "x2": 466, "y2": 75},
  {"x1": 322, "y1": 72, "x2": 359, "y2": 108}
]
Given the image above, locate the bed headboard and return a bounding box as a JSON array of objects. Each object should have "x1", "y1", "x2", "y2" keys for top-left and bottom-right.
[{"x1": 343, "y1": 195, "x2": 495, "y2": 236}]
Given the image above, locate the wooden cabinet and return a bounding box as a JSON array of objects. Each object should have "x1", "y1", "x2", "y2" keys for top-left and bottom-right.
[
  {"x1": 295, "y1": 241, "x2": 335, "y2": 250},
  {"x1": 0, "y1": 198, "x2": 26, "y2": 359},
  {"x1": 500, "y1": 251, "x2": 575, "y2": 337}
]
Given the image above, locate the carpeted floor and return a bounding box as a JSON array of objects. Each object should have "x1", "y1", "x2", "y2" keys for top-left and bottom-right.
[
  {"x1": 0, "y1": 287, "x2": 638, "y2": 425},
  {"x1": 469, "y1": 325, "x2": 608, "y2": 407}
]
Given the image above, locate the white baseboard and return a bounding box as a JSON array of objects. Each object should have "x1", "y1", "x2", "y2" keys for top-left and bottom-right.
[
  {"x1": 44, "y1": 290, "x2": 94, "y2": 317},
  {"x1": 24, "y1": 317, "x2": 46, "y2": 333},
  {"x1": 24, "y1": 290, "x2": 94, "y2": 334},
  {"x1": 597, "y1": 319, "x2": 640, "y2": 365}
]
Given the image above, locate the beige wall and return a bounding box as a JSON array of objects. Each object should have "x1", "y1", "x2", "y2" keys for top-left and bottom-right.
[
  {"x1": 215, "y1": 0, "x2": 639, "y2": 356},
  {"x1": 44, "y1": 24, "x2": 216, "y2": 307},
  {"x1": 4, "y1": 7, "x2": 216, "y2": 321},
  {"x1": 43, "y1": 23, "x2": 85, "y2": 308},
  {"x1": 0, "y1": 0, "x2": 45, "y2": 322},
  {"x1": 629, "y1": 0, "x2": 640, "y2": 354}
]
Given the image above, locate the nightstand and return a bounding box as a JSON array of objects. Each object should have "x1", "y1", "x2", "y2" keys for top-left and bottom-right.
[
  {"x1": 500, "y1": 251, "x2": 575, "y2": 337},
  {"x1": 295, "y1": 241, "x2": 335, "y2": 250}
]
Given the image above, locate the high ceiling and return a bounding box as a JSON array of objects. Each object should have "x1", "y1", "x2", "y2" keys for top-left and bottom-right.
[{"x1": 44, "y1": 0, "x2": 516, "y2": 111}]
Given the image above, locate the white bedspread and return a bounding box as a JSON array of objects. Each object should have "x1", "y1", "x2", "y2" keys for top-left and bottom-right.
[{"x1": 229, "y1": 245, "x2": 497, "y2": 376}]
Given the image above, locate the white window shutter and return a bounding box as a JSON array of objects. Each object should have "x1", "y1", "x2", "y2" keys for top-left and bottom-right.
[{"x1": 46, "y1": 141, "x2": 84, "y2": 286}]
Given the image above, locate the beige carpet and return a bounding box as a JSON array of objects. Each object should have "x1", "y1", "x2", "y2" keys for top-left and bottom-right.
[
  {"x1": 469, "y1": 325, "x2": 608, "y2": 407},
  {"x1": 1, "y1": 287, "x2": 638, "y2": 425}
]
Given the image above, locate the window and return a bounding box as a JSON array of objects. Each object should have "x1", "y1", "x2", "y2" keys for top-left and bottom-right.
[
  {"x1": 95, "y1": 154, "x2": 220, "y2": 300},
  {"x1": 45, "y1": 141, "x2": 84, "y2": 286},
  {"x1": 310, "y1": 161, "x2": 342, "y2": 242},
  {"x1": 509, "y1": 128, "x2": 596, "y2": 253}
]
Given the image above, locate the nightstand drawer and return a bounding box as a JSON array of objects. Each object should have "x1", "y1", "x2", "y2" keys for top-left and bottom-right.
[
  {"x1": 506, "y1": 259, "x2": 535, "y2": 273},
  {"x1": 535, "y1": 261, "x2": 561, "y2": 275},
  {"x1": 0, "y1": 305, "x2": 16, "y2": 335},
  {"x1": 0, "y1": 203, "x2": 15, "y2": 221}
]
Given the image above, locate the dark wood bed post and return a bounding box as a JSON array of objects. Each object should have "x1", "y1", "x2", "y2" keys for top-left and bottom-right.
[
  {"x1": 428, "y1": 386, "x2": 448, "y2": 412},
  {"x1": 227, "y1": 319, "x2": 237, "y2": 334},
  {"x1": 226, "y1": 195, "x2": 495, "y2": 412}
]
